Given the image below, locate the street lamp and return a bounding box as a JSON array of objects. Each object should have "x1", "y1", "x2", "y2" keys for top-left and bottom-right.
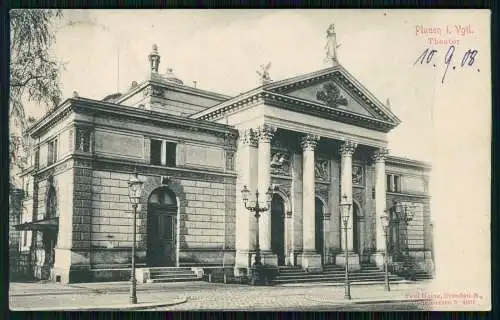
[
  {"x1": 241, "y1": 185, "x2": 273, "y2": 285},
  {"x1": 339, "y1": 194, "x2": 352, "y2": 300},
  {"x1": 380, "y1": 213, "x2": 391, "y2": 292},
  {"x1": 127, "y1": 170, "x2": 144, "y2": 304},
  {"x1": 394, "y1": 202, "x2": 415, "y2": 257}
]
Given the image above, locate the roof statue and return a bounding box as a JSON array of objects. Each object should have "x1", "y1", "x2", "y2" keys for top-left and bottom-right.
[
  {"x1": 386, "y1": 98, "x2": 391, "y2": 110},
  {"x1": 324, "y1": 23, "x2": 341, "y2": 66},
  {"x1": 148, "y1": 44, "x2": 161, "y2": 73},
  {"x1": 256, "y1": 62, "x2": 273, "y2": 85}
]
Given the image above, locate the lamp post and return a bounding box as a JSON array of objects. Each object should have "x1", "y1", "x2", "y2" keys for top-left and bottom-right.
[
  {"x1": 241, "y1": 185, "x2": 273, "y2": 285},
  {"x1": 339, "y1": 194, "x2": 351, "y2": 300},
  {"x1": 127, "y1": 171, "x2": 144, "y2": 304},
  {"x1": 380, "y1": 213, "x2": 391, "y2": 292}
]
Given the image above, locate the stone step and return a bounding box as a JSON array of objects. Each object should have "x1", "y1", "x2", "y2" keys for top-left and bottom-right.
[
  {"x1": 150, "y1": 272, "x2": 198, "y2": 278},
  {"x1": 276, "y1": 274, "x2": 399, "y2": 280},
  {"x1": 272, "y1": 276, "x2": 403, "y2": 284},
  {"x1": 146, "y1": 277, "x2": 202, "y2": 283}
]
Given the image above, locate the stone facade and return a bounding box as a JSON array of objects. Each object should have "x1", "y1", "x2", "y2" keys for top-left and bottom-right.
[{"x1": 14, "y1": 44, "x2": 433, "y2": 283}]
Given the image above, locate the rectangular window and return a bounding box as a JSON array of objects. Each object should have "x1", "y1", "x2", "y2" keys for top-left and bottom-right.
[
  {"x1": 23, "y1": 231, "x2": 28, "y2": 247},
  {"x1": 47, "y1": 139, "x2": 58, "y2": 165},
  {"x1": 386, "y1": 174, "x2": 401, "y2": 193},
  {"x1": 394, "y1": 175, "x2": 401, "y2": 192},
  {"x1": 165, "y1": 142, "x2": 176, "y2": 167},
  {"x1": 150, "y1": 139, "x2": 162, "y2": 165}
]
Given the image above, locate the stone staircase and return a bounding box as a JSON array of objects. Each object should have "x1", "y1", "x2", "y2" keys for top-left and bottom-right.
[
  {"x1": 145, "y1": 267, "x2": 201, "y2": 283},
  {"x1": 272, "y1": 264, "x2": 407, "y2": 286}
]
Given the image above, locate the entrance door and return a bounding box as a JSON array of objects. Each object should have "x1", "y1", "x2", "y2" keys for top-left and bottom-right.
[
  {"x1": 315, "y1": 198, "x2": 324, "y2": 262},
  {"x1": 271, "y1": 194, "x2": 285, "y2": 266},
  {"x1": 147, "y1": 188, "x2": 178, "y2": 267}
]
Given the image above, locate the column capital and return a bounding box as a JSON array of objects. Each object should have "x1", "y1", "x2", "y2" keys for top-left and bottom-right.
[
  {"x1": 257, "y1": 124, "x2": 277, "y2": 143},
  {"x1": 339, "y1": 140, "x2": 357, "y2": 156},
  {"x1": 300, "y1": 134, "x2": 320, "y2": 151},
  {"x1": 240, "y1": 128, "x2": 259, "y2": 147},
  {"x1": 372, "y1": 148, "x2": 390, "y2": 162}
]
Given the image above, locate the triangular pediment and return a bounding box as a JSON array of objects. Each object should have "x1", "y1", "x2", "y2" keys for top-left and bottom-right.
[{"x1": 265, "y1": 65, "x2": 400, "y2": 126}]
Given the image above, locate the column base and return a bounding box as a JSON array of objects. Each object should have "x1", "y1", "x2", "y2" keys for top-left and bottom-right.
[
  {"x1": 335, "y1": 252, "x2": 361, "y2": 271},
  {"x1": 234, "y1": 250, "x2": 253, "y2": 276},
  {"x1": 298, "y1": 251, "x2": 323, "y2": 272},
  {"x1": 370, "y1": 252, "x2": 392, "y2": 270},
  {"x1": 254, "y1": 251, "x2": 278, "y2": 267}
]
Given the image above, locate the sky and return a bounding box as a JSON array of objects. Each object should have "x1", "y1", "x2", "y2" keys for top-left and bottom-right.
[
  {"x1": 20, "y1": 10, "x2": 491, "y2": 303},
  {"x1": 27, "y1": 9, "x2": 445, "y2": 162}
]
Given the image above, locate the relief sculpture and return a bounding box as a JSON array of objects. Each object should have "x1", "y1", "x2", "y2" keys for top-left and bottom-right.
[
  {"x1": 270, "y1": 152, "x2": 290, "y2": 175},
  {"x1": 315, "y1": 159, "x2": 330, "y2": 181},
  {"x1": 352, "y1": 164, "x2": 364, "y2": 185}
]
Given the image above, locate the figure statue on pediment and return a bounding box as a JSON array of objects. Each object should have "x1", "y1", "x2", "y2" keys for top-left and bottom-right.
[
  {"x1": 325, "y1": 23, "x2": 341, "y2": 64},
  {"x1": 352, "y1": 165, "x2": 364, "y2": 185},
  {"x1": 256, "y1": 62, "x2": 272, "y2": 84}
]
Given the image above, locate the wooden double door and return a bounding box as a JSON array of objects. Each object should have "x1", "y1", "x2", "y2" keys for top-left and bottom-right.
[{"x1": 147, "y1": 204, "x2": 177, "y2": 267}]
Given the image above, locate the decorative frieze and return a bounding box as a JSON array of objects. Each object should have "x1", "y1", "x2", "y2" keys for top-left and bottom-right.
[
  {"x1": 142, "y1": 85, "x2": 165, "y2": 98},
  {"x1": 300, "y1": 134, "x2": 320, "y2": 151},
  {"x1": 270, "y1": 151, "x2": 290, "y2": 176},
  {"x1": 339, "y1": 140, "x2": 357, "y2": 156},
  {"x1": 316, "y1": 81, "x2": 348, "y2": 108}
]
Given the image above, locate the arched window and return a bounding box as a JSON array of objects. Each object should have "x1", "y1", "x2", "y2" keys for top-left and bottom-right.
[
  {"x1": 148, "y1": 187, "x2": 176, "y2": 206},
  {"x1": 46, "y1": 187, "x2": 57, "y2": 219}
]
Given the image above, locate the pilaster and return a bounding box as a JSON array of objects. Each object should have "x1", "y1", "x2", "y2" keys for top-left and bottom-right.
[{"x1": 370, "y1": 148, "x2": 389, "y2": 269}]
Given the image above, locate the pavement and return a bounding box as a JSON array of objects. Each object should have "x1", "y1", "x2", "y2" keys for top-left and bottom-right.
[{"x1": 9, "y1": 279, "x2": 439, "y2": 311}]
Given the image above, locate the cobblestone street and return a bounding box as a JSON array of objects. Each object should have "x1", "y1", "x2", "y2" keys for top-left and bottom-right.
[{"x1": 10, "y1": 280, "x2": 433, "y2": 311}]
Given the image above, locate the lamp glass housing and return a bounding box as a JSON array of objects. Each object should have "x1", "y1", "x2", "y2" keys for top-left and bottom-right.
[
  {"x1": 241, "y1": 185, "x2": 250, "y2": 204},
  {"x1": 380, "y1": 214, "x2": 390, "y2": 232},
  {"x1": 339, "y1": 194, "x2": 351, "y2": 224},
  {"x1": 128, "y1": 173, "x2": 144, "y2": 204},
  {"x1": 265, "y1": 187, "x2": 273, "y2": 207}
]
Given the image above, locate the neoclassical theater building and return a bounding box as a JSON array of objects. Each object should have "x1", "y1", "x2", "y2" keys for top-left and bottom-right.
[{"x1": 15, "y1": 25, "x2": 433, "y2": 283}]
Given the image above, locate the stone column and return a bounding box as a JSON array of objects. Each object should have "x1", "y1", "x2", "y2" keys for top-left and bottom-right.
[
  {"x1": 234, "y1": 129, "x2": 259, "y2": 275},
  {"x1": 256, "y1": 124, "x2": 278, "y2": 266},
  {"x1": 371, "y1": 148, "x2": 390, "y2": 268},
  {"x1": 335, "y1": 140, "x2": 360, "y2": 271},
  {"x1": 160, "y1": 140, "x2": 167, "y2": 166},
  {"x1": 297, "y1": 134, "x2": 322, "y2": 272}
]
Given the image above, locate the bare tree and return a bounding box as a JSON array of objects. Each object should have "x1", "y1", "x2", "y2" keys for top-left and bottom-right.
[{"x1": 10, "y1": 9, "x2": 63, "y2": 187}]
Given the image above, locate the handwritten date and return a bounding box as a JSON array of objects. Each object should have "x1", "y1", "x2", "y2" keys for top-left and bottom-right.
[{"x1": 414, "y1": 46, "x2": 479, "y2": 83}]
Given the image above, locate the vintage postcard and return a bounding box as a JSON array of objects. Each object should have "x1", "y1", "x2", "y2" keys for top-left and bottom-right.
[{"x1": 8, "y1": 9, "x2": 491, "y2": 311}]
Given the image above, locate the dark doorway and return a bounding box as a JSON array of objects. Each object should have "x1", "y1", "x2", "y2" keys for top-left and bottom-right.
[
  {"x1": 352, "y1": 203, "x2": 360, "y2": 253},
  {"x1": 271, "y1": 194, "x2": 285, "y2": 266},
  {"x1": 147, "y1": 187, "x2": 177, "y2": 267},
  {"x1": 315, "y1": 197, "x2": 324, "y2": 263}
]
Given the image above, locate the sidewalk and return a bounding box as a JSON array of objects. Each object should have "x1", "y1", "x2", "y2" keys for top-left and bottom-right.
[
  {"x1": 9, "y1": 279, "x2": 434, "y2": 311},
  {"x1": 9, "y1": 281, "x2": 194, "y2": 311}
]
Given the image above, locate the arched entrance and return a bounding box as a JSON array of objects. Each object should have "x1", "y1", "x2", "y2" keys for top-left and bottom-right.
[
  {"x1": 315, "y1": 197, "x2": 325, "y2": 262},
  {"x1": 271, "y1": 194, "x2": 285, "y2": 266},
  {"x1": 147, "y1": 187, "x2": 178, "y2": 267}
]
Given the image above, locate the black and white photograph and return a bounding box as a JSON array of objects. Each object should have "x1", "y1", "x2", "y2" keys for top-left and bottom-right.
[{"x1": 8, "y1": 9, "x2": 491, "y2": 311}]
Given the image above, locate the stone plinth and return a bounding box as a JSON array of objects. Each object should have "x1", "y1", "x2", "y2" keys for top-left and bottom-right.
[
  {"x1": 298, "y1": 251, "x2": 323, "y2": 272},
  {"x1": 370, "y1": 252, "x2": 392, "y2": 270},
  {"x1": 335, "y1": 252, "x2": 361, "y2": 271},
  {"x1": 253, "y1": 251, "x2": 278, "y2": 267}
]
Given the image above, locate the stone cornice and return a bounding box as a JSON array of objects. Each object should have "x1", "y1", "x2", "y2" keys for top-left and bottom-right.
[
  {"x1": 192, "y1": 65, "x2": 401, "y2": 133},
  {"x1": 196, "y1": 90, "x2": 397, "y2": 133},
  {"x1": 117, "y1": 79, "x2": 232, "y2": 105},
  {"x1": 386, "y1": 155, "x2": 432, "y2": 171},
  {"x1": 27, "y1": 97, "x2": 239, "y2": 140}
]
